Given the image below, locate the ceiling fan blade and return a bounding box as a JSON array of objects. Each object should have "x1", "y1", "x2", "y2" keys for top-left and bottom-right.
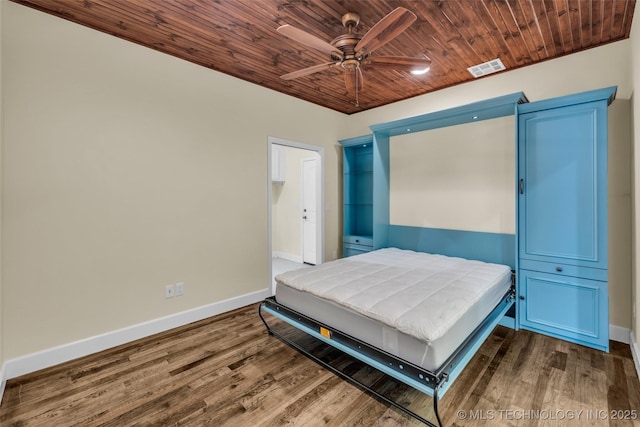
[
  {"x1": 281, "y1": 61, "x2": 340, "y2": 80},
  {"x1": 344, "y1": 67, "x2": 363, "y2": 95},
  {"x1": 355, "y1": 8, "x2": 417, "y2": 57},
  {"x1": 362, "y1": 56, "x2": 431, "y2": 71},
  {"x1": 277, "y1": 25, "x2": 342, "y2": 57}
]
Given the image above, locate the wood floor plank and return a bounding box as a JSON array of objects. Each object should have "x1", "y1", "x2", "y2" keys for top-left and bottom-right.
[{"x1": 1, "y1": 304, "x2": 639, "y2": 427}]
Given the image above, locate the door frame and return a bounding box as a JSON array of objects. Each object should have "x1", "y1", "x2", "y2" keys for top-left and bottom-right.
[{"x1": 268, "y1": 136, "x2": 324, "y2": 294}]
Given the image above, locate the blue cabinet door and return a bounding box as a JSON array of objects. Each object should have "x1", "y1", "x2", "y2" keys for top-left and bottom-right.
[
  {"x1": 518, "y1": 100, "x2": 608, "y2": 269},
  {"x1": 519, "y1": 269, "x2": 609, "y2": 351}
]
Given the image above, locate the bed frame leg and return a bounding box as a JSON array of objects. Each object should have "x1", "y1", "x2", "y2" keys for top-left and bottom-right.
[
  {"x1": 257, "y1": 302, "x2": 274, "y2": 336},
  {"x1": 433, "y1": 374, "x2": 446, "y2": 427}
]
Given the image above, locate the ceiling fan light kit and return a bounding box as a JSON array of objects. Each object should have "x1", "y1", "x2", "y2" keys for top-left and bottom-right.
[{"x1": 277, "y1": 7, "x2": 432, "y2": 106}]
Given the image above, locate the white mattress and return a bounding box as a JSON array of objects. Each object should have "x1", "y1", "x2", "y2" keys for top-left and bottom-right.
[{"x1": 274, "y1": 247, "x2": 512, "y2": 371}]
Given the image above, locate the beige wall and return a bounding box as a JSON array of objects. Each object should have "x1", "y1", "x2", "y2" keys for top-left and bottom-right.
[
  {"x1": 609, "y1": 100, "x2": 633, "y2": 330},
  {"x1": 1, "y1": 2, "x2": 347, "y2": 360},
  {"x1": 272, "y1": 145, "x2": 319, "y2": 259},
  {"x1": 390, "y1": 116, "x2": 515, "y2": 234},
  {"x1": 0, "y1": 0, "x2": 4, "y2": 370},
  {"x1": 631, "y1": 13, "x2": 640, "y2": 346}
]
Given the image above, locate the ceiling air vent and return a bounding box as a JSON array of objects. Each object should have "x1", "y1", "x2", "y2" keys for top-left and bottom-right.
[{"x1": 467, "y1": 58, "x2": 505, "y2": 78}]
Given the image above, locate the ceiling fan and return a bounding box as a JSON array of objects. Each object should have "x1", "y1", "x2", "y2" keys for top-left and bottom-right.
[{"x1": 277, "y1": 7, "x2": 431, "y2": 106}]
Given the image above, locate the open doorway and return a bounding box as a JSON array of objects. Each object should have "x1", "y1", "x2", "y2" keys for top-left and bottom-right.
[{"x1": 268, "y1": 137, "x2": 324, "y2": 294}]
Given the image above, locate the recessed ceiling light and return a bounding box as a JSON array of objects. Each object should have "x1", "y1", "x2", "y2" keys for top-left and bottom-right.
[{"x1": 411, "y1": 67, "x2": 431, "y2": 75}]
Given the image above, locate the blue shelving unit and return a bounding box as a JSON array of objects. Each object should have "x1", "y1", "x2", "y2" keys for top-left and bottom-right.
[{"x1": 340, "y1": 135, "x2": 374, "y2": 257}]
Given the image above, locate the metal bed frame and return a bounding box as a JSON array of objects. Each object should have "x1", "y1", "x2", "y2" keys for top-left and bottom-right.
[{"x1": 259, "y1": 275, "x2": 515, "y2": 427}]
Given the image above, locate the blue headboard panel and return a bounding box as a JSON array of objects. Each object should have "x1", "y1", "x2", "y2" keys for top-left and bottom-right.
[{"x1": 387, "y1": 225, "x2": 515, "y2": 268}]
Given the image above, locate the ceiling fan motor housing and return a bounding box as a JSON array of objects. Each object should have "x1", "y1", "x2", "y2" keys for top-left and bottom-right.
[{"x1": 331, "y1": 34, "x2": 362, "y2": 62}]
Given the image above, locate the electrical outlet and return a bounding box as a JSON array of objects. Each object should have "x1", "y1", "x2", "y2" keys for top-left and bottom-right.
[
  {"x1": 165, "y1": 284, "x2": 175, "y2": 298},
  {"x1": 175, "y1": 282, "x2": 184, "y2": 296}
]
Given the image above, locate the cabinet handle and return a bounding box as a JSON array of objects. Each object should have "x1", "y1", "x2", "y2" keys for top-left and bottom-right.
[
  {"x1": 519, "y1": 295, "x2": 525, "y2": 300},
  {"x1": 519, "y1": 179, "x2": 524, "y2": 194},
  {"x1": 556, "y1": 266, "x2": 563, "y2": 272}
]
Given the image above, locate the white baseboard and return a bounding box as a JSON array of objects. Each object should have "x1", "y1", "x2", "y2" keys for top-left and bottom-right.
[
  {"x1": 610, "y1": 324, "x2": 631, "y2": 344},
  {"x1": 1, "y1": 288, "x2": 271, "y2": 387},
  {"x1": 0, "y1": 363, "x2": 6, "y2": 406},
  {"x1": 631, "y1": 332, "x2": 640, "y2": 382},
  {"x1": 273, "y1": 251, "x2": 303, "y2": 263}
]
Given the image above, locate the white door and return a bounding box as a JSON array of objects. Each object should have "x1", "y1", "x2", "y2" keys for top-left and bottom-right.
[{"x1": 302, "y1": 157, "x2": 317, "y2": 265}]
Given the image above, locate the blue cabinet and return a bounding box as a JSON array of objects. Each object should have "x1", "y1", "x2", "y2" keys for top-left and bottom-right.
[
  {"x1": 517, "y1": 87, "x2": 616, "y2": 352},
  {"x1": 519, "y1": 270, "x2": 608, "y2": 349},
  {"x1": 343, "y1": 235, "x2": 374, "y2": 257},
  {"x1": 340, "y1": 135, "x2": 374, "y2": 256}
]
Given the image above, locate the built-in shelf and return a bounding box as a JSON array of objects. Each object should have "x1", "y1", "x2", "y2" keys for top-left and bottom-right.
[{"x1": 340, "y1": 135, "x2": 374, "y2": 257}]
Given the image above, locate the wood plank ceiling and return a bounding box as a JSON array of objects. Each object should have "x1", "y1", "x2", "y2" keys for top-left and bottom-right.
[{"x1": 13, "y1": 0, "x2": 636, "y2": 114}]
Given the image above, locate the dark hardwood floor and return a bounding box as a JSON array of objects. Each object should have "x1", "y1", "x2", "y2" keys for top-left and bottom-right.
[{"x1": 0, "y1": 303, "x2": 638, "y2": 426}]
